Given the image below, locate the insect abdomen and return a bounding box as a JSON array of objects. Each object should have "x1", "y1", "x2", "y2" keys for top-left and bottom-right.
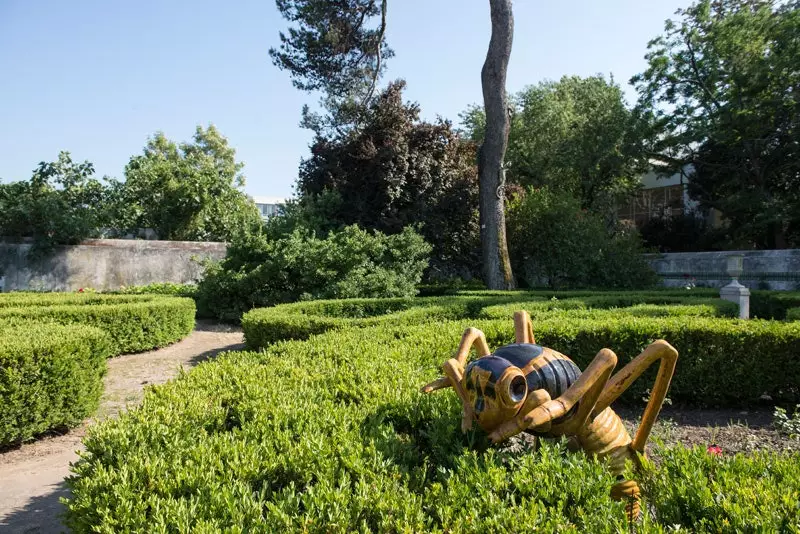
[{"x1": 522, "y1": 349, "x2": 581, "y2": 399}]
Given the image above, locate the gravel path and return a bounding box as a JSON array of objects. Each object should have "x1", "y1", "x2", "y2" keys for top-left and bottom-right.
[{"x1": 0, "y1": 322, "x2": 245, "y2": 534}]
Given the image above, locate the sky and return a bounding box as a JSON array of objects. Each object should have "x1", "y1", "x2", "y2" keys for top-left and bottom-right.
[{"x1": 0, "y1": 0, "x2": 692, "y2": 200}]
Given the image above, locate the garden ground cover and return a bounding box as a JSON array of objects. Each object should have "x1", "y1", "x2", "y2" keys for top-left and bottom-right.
[{"x1": 64, "y1": 291, "x2": 800, "y2": 532}]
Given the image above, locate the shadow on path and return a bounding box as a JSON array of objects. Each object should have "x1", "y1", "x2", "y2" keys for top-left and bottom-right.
[
  {"x1": 189, "y1": 342, "x2": 246, "y2": 366},
  {"x1": 0, "y1": 480, "x2": 70, "y2": 534}
]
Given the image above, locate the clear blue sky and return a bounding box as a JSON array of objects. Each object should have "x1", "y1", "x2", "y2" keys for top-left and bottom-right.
[{"x1": 0, "y1": 0, "x2": 691, "y2": 199}]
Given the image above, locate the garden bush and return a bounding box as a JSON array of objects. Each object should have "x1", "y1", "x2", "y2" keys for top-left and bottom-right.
[
  {"x1": 506, "y1": 187, "x2": 659, "y2": 289},
  {"x1": 114, "y1": 282, "x2": 198, "y2": 299},
  {"x1": 788, "y1": 307, "x2": 800, "y2": 321},
  {"x1": 0, "y1": 296, "x2": 195, "y2": 354},
  {"x1": 196, "y1": 225, "x2": 432, "y2": 322},
  {"x1": 243, "y1": 294, "x2": 800, "y2": 406},
  {"x1": 0, "y1": 292, "x2": 161, "y2": 308},
  {"x1": 242, "y1": 293, "x2": 737, "y2": 348},
  {"x1": 751, "y1": 291, "x2": 800, "y2": 319},
  {"x1": 1, "y1": 323, "x2": 110, "y2": 446},
  {"x1": 64, "y1": 322, "x2": 800, "y2": 532}
]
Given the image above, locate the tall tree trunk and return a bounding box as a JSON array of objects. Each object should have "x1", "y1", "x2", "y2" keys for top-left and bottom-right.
[{"x1": 479, "y1": 0, "x2": 515, "y2": 289}]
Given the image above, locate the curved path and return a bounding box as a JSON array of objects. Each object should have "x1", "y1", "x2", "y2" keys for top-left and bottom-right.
[{"x1": 0, "y1": 322, "x2": 245, "y2": 534}]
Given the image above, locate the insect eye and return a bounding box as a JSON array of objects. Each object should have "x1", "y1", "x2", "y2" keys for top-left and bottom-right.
[{"x1": 509, "y1": 375, "x2": 526, "y2": 403}]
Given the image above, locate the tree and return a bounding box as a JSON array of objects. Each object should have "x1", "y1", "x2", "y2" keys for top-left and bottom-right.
[
  {"x1": 462, "y1": 75, "x2": 648, "y2": 212},
  {"x1": 296, "y1": 81, "x2": 481, "y2": 279},
  {"x1": 0, "y1": 152, "x2": 109, "y2": 250},
  {"x1": 270, "y1": 0, "x2": 516, "y2": 288},
  {"x1": 269, "y1": 0, "x2": 391, "y2": 136},
  {"x1": 118, "y1": 125, "x2": 262, "y2": 242},
  {"x1": 479, "y1": 0, "x2": 515, "y2": 289},
  {"x1": 633, "y1": 0, "x2": 800, "y2": 248}
]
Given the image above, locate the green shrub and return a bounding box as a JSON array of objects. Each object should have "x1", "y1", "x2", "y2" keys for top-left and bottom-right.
[
  {"x1": 242, "y1": 293, "x2": 734, "y2": 349},
  {"x1": 196, "y1": 225, "x2": 432, "y2": 322},
  {"x1": 0, "y1": 292, "x2": 161, "y2": 308},
  {"x1": 64, "y1": 324, "x2": 800, "y2": 531},
  {"x1": 241, "y1": 296, "x2": 504, "y2": 347},
  {"x1": 751, "y1": 291, "x2": 800, "y2": 319},
  {"x1": 787, "y1": 307, "x2": 800, "y2": 321},
  {"x1": 0, "y1": 297, "x2": 195, "y2": 354},
  {"x1": 1, "y1": 323, "x2": 110, "y2": 446},
  {"x1": 528, "y1": 315, "x2": 800, "y2": 406},
  {"x1": 506, "y1": 187, "x2": 659, "y2": 289},
  {"x1": 640, "y1": 446, "x2": 800, "y2": 532},
  {"x1": 243, "y1": 294, "x2": 800, "y2": 407},
  {"x1": 480, "y1": 297, "x2": 738, "y2": 320},
  {"x1": 773, "y1": 405, "x2": 800, "y2": 439},
  {"x1": 115, "y1": 282, "x2": 197, "y2": 299}
]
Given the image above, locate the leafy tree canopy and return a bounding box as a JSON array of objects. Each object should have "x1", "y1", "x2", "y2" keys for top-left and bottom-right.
[
  {"x1": 0, "y1": 152, "x2": 110, "y2": 250},
  {"x1": 294, "y1": 81, "x2": 481, "y2": 279},
  {"x1": 461, "y1": 75, "x2": 648, "y2": 211},
  {"x1": 118, "y1": 125, "x2": 262, "y2": 242},
  {"x1": 633, "y1": 0, "x2": 800, "y2": 248},
  {"x1": 270, "y1": 0, "x2": 391, "y2": 135}
]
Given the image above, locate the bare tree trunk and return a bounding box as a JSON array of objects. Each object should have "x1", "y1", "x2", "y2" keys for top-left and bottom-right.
[{"x1": 479, "y1": 0, "x2": 515, "y2": 289}]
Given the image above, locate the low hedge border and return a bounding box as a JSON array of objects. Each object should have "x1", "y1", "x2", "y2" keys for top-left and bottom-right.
[
  {"x1": 502, "y1": 315, "x2": 800, "y2": 406},
  {"x1": 1, "y1": 323, "x2": 111, "y2": 447},
  {"x1": 480, "y1": 297, "x2": 738, "y2": 320},
  {"x1": 242, "y1": 294, "x2": 738, "y2": 349},
  {"x1": 0, "y1": 297, "x2": 196, "y2": 354},
  {"x1": 785, "y1": 307, "x2": 800, "y2": 321},
  {"x1": 64, "y1": 322, "x2": 800, "y2": 531},
  {"x1": 243, "y1": 294, "x2": 800, "y2": 407},
  {"x1": 241, "y1": 296, "x2": 530, "y2": 347},
  {"x1": 751, "y1": 290, "x2": 800, "y2": 319},
  {"x1": 0, "y1": 293, "x2": 163, "y2": 308}
]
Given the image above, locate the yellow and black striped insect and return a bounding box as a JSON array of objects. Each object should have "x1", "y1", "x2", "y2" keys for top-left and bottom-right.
[{"x1": 421, "y1": 311, "x2": 678, "y2": 519}]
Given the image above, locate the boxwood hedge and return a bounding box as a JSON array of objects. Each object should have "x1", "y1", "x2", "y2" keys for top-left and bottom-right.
[
  {"x1": 65, "y1": 322, "x2": 800, "y2": 532},
  {"x1": 0, "y1": 295, "x2": 196, "y2": 354},
  {"x1": 1, "y1": 323, "x2": 111, "y2": 446},
  {"x1": 0, "y1": 291, "x2": 158, "y2": 308},
  {"x1": 241, "y1": 294, "x2": 737, "y2": 348},
  {"x1": 242, "y1": 294, "x2": 800, "y2": 407}
]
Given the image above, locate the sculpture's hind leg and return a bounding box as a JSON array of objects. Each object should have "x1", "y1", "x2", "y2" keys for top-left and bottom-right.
[
  {"x1": 593, "y1": 340, "x2": 679, "y2": 453},
  {"x1": 590, "y1": 340, "x2": 679, "y2": 521}
]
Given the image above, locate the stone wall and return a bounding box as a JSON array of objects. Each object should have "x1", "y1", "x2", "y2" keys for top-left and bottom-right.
[
  {"x1": 0, "y1": 239, "x2": 227, "y2": 292},
  {"x1": 645, "y1": 249, "x2": 800, "y2": 290}
]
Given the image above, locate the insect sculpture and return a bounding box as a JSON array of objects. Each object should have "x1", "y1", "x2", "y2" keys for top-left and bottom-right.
[{"x1": 421, "y1": 311, "x2": 678, "y2": 519}]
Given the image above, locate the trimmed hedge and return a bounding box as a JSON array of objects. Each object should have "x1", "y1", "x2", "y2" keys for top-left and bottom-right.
[
  {"x1": 242, "y1": 294, "x2": 800, "y2": 407},
  {"x1": 1, "y1": 323, "x2": 111, "y2": 446},
  {"x1": 242, "y1": 294, "x2": 737, "y2": 348},
  {"x1": 65, "y1": 323, "x2": 800, "y2": 531},
  {"x1": 241, "y1": 296, "x2": 507, "y2": 347},
  {"x1": 0, "y1": 292, "x2": 162, "y2": 308},
  {"x1": 786, "y1": 307, "x2": 800, "y2": 321},
  {"x1": 751, "y1": 290, "x2": 800, "y2": 319},
  {"x1": 114, "y1": 282, "x2": 198, "y2": 299},
  {"x1": 0, "y1": 297, "x2": 196, "y2": 354}
]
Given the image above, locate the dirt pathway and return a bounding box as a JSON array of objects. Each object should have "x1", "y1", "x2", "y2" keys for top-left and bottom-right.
[{"x1": 0, "y1": 322, "x2": 245, "y2": 534}]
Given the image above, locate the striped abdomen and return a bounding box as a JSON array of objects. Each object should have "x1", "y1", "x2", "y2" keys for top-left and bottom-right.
[{"x1": 493, "y1": 344, "x2": 581, "y2": 401}]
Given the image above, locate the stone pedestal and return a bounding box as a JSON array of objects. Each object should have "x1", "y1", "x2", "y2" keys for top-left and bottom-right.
[{"x1": 720, "y1": 281, "x2": 750, "y2": 319}]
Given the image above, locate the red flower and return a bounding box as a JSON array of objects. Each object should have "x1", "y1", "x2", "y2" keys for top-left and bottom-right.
[
  {"x1": 706, "y1": 444, "x2": 722, "y2": 456},
  {"x1": 78, "y1": 288, "x2": 85, "y2": 293}
]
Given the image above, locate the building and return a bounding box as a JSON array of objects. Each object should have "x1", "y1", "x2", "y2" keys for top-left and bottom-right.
[
  {"x1": 618, "y1": 167, "x2": 723, "y2": 228},
  {"x1": 251, "y1": 196, "x2": 288, "y2": 221}
]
